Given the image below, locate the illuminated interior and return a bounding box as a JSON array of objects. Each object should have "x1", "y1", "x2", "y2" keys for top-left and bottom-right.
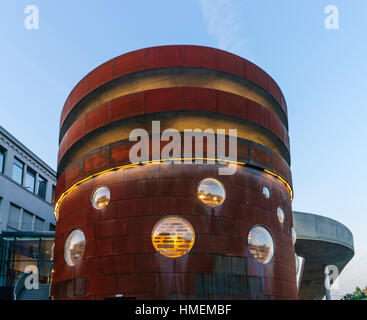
[
  {"x1": 91, "y1": 186, "x2": 111, "y2": 209},
  {"x1": 151, "y1": 216, "x2": 195, "y2": 258},
  {"x1": 64, "y1": 229, "x2": 86, "y2": 266},
  {"x1": 248, "y1": 225, "x2": 274, "y2": 264},
  {"x1": 197, "y1": 178, "x2": 226, "y2": 207}
]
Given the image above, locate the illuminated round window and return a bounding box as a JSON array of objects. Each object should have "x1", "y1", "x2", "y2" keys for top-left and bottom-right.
[
  {"x1": 197, "y1": 178, "x2": 226, "y2": 207},
  {"x1": 277, "y1": 207, "x2": 285, "y2": 224},
  {"x1": 262, "y1": 186, "x2": 270, "y2": 199},
  {"x1": 292, "y1": 227, "x2": 297, "y2": 245},
  {"x1": 91, "y1": 186, "x2": 111, "y2": 209},
  {"x1": 64, "y1": 229, "x2": 86, "y2": 266},
  {"x1": 152, "y1": 216, "x2": 195, "y2": 258},
  {"x1": 248, "y1": 225, "x2": 274, "y2": 264}
]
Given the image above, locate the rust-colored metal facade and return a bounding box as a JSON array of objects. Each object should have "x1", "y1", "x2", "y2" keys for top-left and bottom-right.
[{"x1": 52, "y1": 45, "x2": 297, "y2": 300}]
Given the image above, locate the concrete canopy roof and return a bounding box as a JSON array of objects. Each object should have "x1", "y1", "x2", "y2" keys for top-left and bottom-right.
[{"x1": 293, "y1": 211, "x2": 354, "y2": 300}]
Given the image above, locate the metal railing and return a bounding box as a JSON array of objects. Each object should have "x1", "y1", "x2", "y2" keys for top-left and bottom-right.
[{"x1": 13, "y1": 272, "x2": 29, "y2": 300}]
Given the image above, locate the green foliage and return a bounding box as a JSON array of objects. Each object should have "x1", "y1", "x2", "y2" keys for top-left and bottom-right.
[{"x1": 342, "y1": 286, "x2": 367, "y2": 300}]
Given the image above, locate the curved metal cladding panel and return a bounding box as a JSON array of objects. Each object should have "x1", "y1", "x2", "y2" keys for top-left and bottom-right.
[{"x1": 52, "y1": 45, "x2": 297, "y2": 300}]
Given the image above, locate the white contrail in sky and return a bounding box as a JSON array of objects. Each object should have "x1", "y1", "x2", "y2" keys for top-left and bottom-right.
[{"x1": 198, "y1": 0, "x2": 246, "y2": 55}]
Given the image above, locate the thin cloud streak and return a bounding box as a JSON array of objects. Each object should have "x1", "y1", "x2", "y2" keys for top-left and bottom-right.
[{"x1": 199, "y1": 0, "x2": 246, "y2": 55}]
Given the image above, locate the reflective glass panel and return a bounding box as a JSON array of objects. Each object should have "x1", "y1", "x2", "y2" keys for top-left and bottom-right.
[
  {"x1": 7, "y1": 204, "x2": 20, "y2": 230},
  {"x1": 262, "y1": 186, "x2": 270, "y2": 199},
  {"x1": 197, "y1": 178, "x2": 226, "y2": 207},
  {"x1": 12, "y1": 158, "x2": 24, "y2": 185},
  {"x1": 37, "y1": 175, "x2": 47, "y2": 200},
  {"x1": 64, "y1": 229, "x2": 86, "y2": 266},
  {"x1": 248, "y1": 225, "x2": 274, "y2": 264},
  {"x1": 39, "y1": 239, "x2": 55, "y2": 261},
  {"x1": 21, "y1": 210, "x2": 33, "y2": 231},
  {"x1": 34, "y1": 216, "x2": 45, "y2": 231},
  {"x1": 25, "y1": 167, "x2": 36, "y2": 193},
  {"x1": 0, "y1": 149, "x2": 5, "y2": 173}
]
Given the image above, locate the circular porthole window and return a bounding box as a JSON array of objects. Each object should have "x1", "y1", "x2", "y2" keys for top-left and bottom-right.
[
  {"x1": 277, "y1": 207, "x2": 285, "y2": 224},
  {"x1": 197, "y1": 178, "x2": 226, "y2": 207},
  {"x1": 248, "y1": 225, "x2": 274, "y2": 264},
  {"x1": 152, "y1": 216, "x2": 195, "y2": 258},
  {"x1": 91, "y1": 186, "x2": 111, "y2": 209},
  {"x1": 291, "y1": 227, "x2": 297, "y2": 245},
  {"x1": 64, "y1": 229, "x2": 86, "y2": 266},
  {"x1": 262, "y1": 186, "x2": 270, "y2": 199}
]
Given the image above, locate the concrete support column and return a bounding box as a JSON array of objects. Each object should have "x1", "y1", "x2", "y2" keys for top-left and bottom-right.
[{"x1": 324, "y1": 265, "x2": 332, "y2": 300}]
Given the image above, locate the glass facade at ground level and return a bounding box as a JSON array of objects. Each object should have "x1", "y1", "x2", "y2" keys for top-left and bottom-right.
[{"x1": 0, "y1": 232, "x2": 54, "y2": 288}]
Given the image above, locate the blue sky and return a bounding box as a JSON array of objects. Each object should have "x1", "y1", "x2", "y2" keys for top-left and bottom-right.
[{"x1": 0, "y1": 0, "x2": 366, "y2": 298}]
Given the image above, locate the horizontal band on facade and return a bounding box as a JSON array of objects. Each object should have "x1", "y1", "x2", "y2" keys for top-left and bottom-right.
[
  {"x1": 57, "y1": 111, "x2": 291, "y2": 176},
  {"x1": 55, "y1": 136, "x2": 292, "y2": 202},
  {"x1": 58, "y1": 88, "x2": 290, "y2": 162},
  {"x1": 54, "y1": 158, "x2": 294, "y2": 221},
  {"x1": 60, "y1": 45, "x2": 287, "y2": 136},
  {"x1": 59, "y1": 67, "x2": 289, "y2": 141}
]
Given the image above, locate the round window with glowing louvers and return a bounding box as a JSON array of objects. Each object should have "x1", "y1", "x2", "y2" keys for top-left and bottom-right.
[
  {"x1": 91, "y1": 186, "x2": 111, "y2": 209},
  {"x1": 152, "y1": 216, "x2": 195, "y2": 258},
  {"x1": 197, "y1": 178, "x2": 226, "y2": 207}
]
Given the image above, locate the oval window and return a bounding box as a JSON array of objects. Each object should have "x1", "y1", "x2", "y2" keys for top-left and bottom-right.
[
  {"x1": 91, "y1": 186, "x2": 111, "y2": 209},
  {"x1": 262, "y1": 186, "x2": 270, "y2": 199},
  {"x1": 248, "y1": 225, "x2": 274, "y2": 264},
  {"x1": 277, "y1": 207, "x2": 285, "y2": 224},
  {"x1": 197, "y1": 178, "x2": 226, "y2": 207},
  {"x1": 64, "y1": 229, "x2": 86, "y2": 266}
]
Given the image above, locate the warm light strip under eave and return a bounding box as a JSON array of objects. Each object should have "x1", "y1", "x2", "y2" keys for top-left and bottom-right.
[{"x1": 54, "y1": 158, "x2": 294, "y2": 221}]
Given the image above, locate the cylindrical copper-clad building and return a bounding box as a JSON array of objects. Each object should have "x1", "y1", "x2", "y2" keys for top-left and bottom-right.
[{"x1": 52, "y1": 45, "x2": 297, "y2": 300}]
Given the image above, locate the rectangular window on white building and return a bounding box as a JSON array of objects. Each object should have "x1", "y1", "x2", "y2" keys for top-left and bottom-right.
[
  {"x1": 21, "y1": 210, "x2": 34, "y2": 231},
  {"x1": 7, "y1": 204, "x2": 21, "y2": 230},
  {"x1": 12, "y1": 158, "x2": 24, "y2": 185},
  {"x1": 25, "y1": 167, "x2": 36, "y2": 193},
  {"x1": 34, "y1": 216, "x2": 45, "y2": 231},
  {"x1": 0, "y1": 148, "x2": 5, "y2": 173},
  {"x1": 37, "y1": 175, "x2": 47, "y2": 200}
]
